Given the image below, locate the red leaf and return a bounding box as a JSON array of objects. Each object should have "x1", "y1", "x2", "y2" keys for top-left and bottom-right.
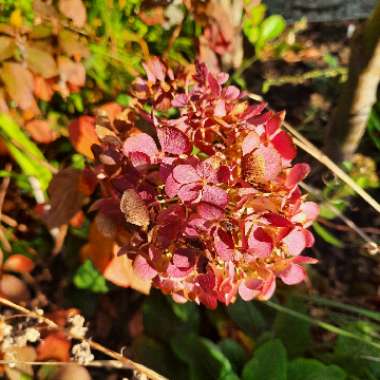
[{"x1": 271, "y1": 131, "x2": 297, "y2": 161}]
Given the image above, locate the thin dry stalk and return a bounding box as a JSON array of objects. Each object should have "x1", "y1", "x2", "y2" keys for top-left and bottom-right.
[
  {"x1": 0, "y1": 296, "x2": 168, "y2": 380},
  {"x1": 283, "y1": 121, "x2": 380, "y2": 214}
]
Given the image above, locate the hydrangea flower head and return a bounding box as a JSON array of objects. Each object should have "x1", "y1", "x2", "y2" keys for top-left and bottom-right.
[{"x1": 90, "y1": 58, "x2": 319, "y2": 309}]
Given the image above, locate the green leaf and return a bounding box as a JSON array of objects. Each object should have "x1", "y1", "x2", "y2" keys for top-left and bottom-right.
[
  {"x1": 334, "y1": 321, "x2": 380, "y2": 378},
  {"x1": 312, "y1": 222, "x2": 344, "y2": 248},
  {"x1": 287, "y1": 359, "x2": 347, "y2": 380},
  {"x1": 259, "y1": 15, "x2": 286, "y2": 43},
  {"x1": 242, "y1": 339, "x2": 287, "y2": 380},
  {"x1": 143, "y1": 293, "x2": 199, "y2": 342},
  {"x1": 73, "y1": 260, "x2": 109, "y2": 293},
  {"x1": 132, "y1": 335, "x2": 187, "y2": 380},
  {"x1": 218, "y1": 339, "x2": 246, "y2": 373},
  {"x1": 226, "y1": 299, "x2": 267, "y2": 337},
  {"x1": 171, "y1": 334, "x2": 239, "y2": 380},
  {"x1": 274, "y1": 296, "x2": 311, "y2": 357}
]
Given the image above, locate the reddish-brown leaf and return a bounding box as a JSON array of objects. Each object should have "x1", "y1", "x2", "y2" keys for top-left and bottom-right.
[
  {"x1": 33, "y1": 75, "x2": 54, "y2": 101},
  {"x1": 68, "y1": 116, "x2": 99, "y2": 159},
  {"x1": 120, "y1": 189, "x2": 150, "y2": 230},
  {"x1": 44, "y1": 168, "x2": 85, "y2": 229}
]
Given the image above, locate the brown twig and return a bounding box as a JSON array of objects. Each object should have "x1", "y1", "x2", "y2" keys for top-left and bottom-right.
[{"x1": 0, "y1": 296, "x2": 168, "y2": 380}]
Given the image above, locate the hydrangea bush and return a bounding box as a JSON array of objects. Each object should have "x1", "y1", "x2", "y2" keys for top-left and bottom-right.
[{"x1": 90, "y1": 58, "x2": 319, "y2": 309}]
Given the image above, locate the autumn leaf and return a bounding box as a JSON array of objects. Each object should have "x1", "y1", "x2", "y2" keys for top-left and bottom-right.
[
  {"x1": 25, "y1": 44, "x2": 58, "y2": 78},
  {"x1": 37, "y1": 332, "x2": 71, "y2": 362},
  {"x1": 58, "y1": 29, "x2": 90, "y2": 59},
  {"x1": 120, "y1": 189, "x2": 150, "y2": 230},
  {"x1": 3, "y1": 254, "x2": 35, "y2": 273},
  {"x1": 24, "y1": 119, "x2": 59, "y2": 144},
  {"x1": 0, "y1": 63, "x2": 39, "y2": 115},
  {"x1": 58, "y1": 56, "x2": 86, "y2": 86},
  {"x1": 58, "y1": 0, "x2": 87, "y2": 27},
  {"x1": 0, "y1": 36, "x2": 16, "y2": 61},
  {"x1": 44, "y1": 168, "x2": 85, "y2": 229},
  {"x1": 69, "y1": 116, "x2": 99, "y2": 159}
]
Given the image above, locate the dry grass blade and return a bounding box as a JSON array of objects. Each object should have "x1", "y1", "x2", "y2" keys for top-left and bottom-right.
[{"x1": 0, "y1": 296, "x2": 168, "y2": 380}]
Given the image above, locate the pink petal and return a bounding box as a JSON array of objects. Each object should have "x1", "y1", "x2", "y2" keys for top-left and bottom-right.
[
  {"x1": 293, "y1": 255, "x2": 318, "y2": 264},
  {"x1": 165, "y1": 173, "x2": 182, "y2": 198},
  {"x1": 214, "y1": 99, "x2": 226, "y2": 117},
  {"x1": 264, "y1": 213, "x2": 293, "y2": 227},
  {"x1": 123, "y1": 133, "x2": 158, "y2": 159},
  {"x1": 278, "y1": 263, "x2": 305, "y2": 285},
  {"x1": 172, "y1": 94, "x2": 188, "y2": 107},
  {"x1": 207, "y1": 72, "x2": 221, "y2": 96},
  {"x1": 177, "y1": 183, "x2": 202, "y2": 202},
  {"x1": 129, "y1": 151, "x2": 151, "y2": 167},
  {"x1": 197, "y1": 203, "x2": 223, "y2": 220},
  {"x1": 302, "y1": 201, "x2": 320, "y2": 222},
  {"x1": 271, "y1": 131, "x2": 297, "y2": 161},
  {"x1": 238, "y1": 279, "x2": 261, "y2": 301},
  {"x1": 134, "y1": 255, "x2": 157, "y2": 280},
  {"x1": 224, "y1": 85, "x2": 240, "y2": 100},
  {"x1": 217, "y1": 165, "x2": 230, "y2": 183},
  {"x1": 265, "y1": 112, "x2": 284, "y2": 137},
  {"x1": 286, "y1": 163, "x2": 310, "y2": 188},
  {"x1": 196, "y1": 159, "x2": 219, "y2": 183},
  {"x1": 144, "y1": 57, "x2": 166, "y2": 82},
  {"x1": 242, "y1": 131, "x2": 260, "y2": 155},
  {"x1": 173, "y1": 164, "x2": 200, "y2": 184},
  {"x1": 214, "y1": 228, "x2": 234, "y2": 260},
  {"x1": 157, "y1": 126, "x2": 191, "y2": 155},
  {"x1": 304, "y1": 229, "x2": 315, "y2": 247},
  {"x1": 201, "y1": 186, "x2": 228, "y2": 207},
  {"x1": 283, "y1": 228, "x2": 306, "y2": 256},
  {"x1": 248, "y1": 227, "x2": 273, "y2": 258}
]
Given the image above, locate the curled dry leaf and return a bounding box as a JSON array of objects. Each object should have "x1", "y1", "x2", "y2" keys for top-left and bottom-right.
[
  {"x1": 69, "y1": 116, "x2": 99, "y2": 159},
  {"x1": 0, "y1": 62, "x2": 39, "y2": 115},
  {"x1": 24, "y1": 119, "x2": 59, "y2": 144},
  {"x1": 58, "y1": 0, "x2": 87, "y2": 28},
  {"x1": 44, "y1": 168, "x2": 85, "y2": 229},
  {"x1": 120, "y1": 189, "x2": 150, "y2": 230}
]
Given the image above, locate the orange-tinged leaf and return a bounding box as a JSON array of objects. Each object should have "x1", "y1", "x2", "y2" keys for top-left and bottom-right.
[
  {"x1": 80, "y1": 221, "x2": 114, "y2": 272},
  {"x1": 58, "y1": 29, "x2": 89, "y2": 59},
  {"x1": 37, "y1": 332, "x2": 71, "y2": 362},
  {"x1": 33, "y1": 75, "x2": 54, "y2": 101},
  {"x1": 120, "y1": 189, "x2": 150, "y2": 230},
  {"x1": 69, "y1": 116, "x2": 99, "y2": 159},
  {"x1": 103, "y1": 247, "x2": 151, "y2": 295},
  {"x1": 25, "y1": 45, "x2": 58, "y2": 78},
  {"x1": 24, "y1": 119, "x2": 59, "y2": 144},
  {"x1": 0, "y1": 36, "x2": 16, "y2": 61},
  {"x1": 69, "y1": 210, "x2": 85, "y2": 228},
  {"x1": 58, "y1": 0, "x2": 87, "y2": 27},
  {"x1": 4, "y1": 254, "x2": 35, "y2": 273},
  {"x1": 58, "y1": 56, "x2": 86, "y2": 86},
  {"x1": 0, "y1": 63, "x2": 39, "y2": 115}
]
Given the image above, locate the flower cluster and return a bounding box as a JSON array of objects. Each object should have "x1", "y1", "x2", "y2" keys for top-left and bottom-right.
[{"x1": 90, "y1": 58, "x2": 319, "y2": 308}]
